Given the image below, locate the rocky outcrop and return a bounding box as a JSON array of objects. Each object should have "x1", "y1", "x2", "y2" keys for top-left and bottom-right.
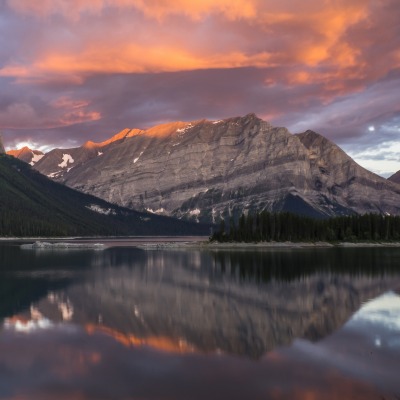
[{"x1": 32, "y1": 114, "x2": 400, "y2": 222}]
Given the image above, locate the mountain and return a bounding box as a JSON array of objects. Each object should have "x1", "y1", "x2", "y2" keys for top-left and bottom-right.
[
  {"x1": 7, "y1": 146, "x2": 44, "y2": 166},
  {"x1": 0, "y1": 153, "x2": 209, "y2": 237},
  {"x1": 25, "y1": 114, "x2": 400, "y2": 222},
  {"x1": 388, "y1": 170, "x2": 400, "y2": 185}
]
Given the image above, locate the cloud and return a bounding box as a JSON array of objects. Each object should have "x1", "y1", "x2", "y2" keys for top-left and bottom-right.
[
  {"x1": 0, "y1": 47, "x2": 273, "y2": 80},
  {"x1": 1, "y1": 0, "x2": 396, "y2": 94},
  {"x1": 1, "y1": 0, "x2": 400, "y2": 177},
  {"x1": 0, "y1": 0, "x2": 379, "y2": 80},
  {"x1": 346, "y1": 136, "x2": 400, "y2": 178},
  {"x1": 0, "y1": 84, "x2": 101, "y2": 131}
]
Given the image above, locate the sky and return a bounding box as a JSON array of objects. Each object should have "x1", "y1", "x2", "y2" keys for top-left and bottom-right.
[{"x1": 0, "y1": 0, "x2": 399, "y2": 177}]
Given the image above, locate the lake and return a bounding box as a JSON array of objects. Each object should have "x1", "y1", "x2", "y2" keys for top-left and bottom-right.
[{"x1": 0, "y1": 240, "x2": 399, "y2": 399}]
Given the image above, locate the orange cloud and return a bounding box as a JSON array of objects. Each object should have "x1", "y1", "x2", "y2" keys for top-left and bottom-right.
[
  {"x1": 0, "y1": 44, "x2": 272, "y2": 81},
  {"x1": 261, "y1": 2, "x2": 367, "y2": 68},
  {"x1": 3, "y1": 0, "x2": 371, "y2": 79},
  {"x1": 4, "y1": 0, "x2": 398, "y2": 111}
]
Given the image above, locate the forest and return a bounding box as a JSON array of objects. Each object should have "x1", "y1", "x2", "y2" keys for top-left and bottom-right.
[{"x1": 211, "y1": 211, "x2": 400, "y2": 243}]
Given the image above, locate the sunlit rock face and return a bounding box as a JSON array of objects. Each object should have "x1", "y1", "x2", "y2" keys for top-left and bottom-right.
[
  {"x1": 33, "y1": 114, "x2": 400, "y2": 222},
  {"x1": 7, "y1": 147, "x2": 44, "y2": 165}
]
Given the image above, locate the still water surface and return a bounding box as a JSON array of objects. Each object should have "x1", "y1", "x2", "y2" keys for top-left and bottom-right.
[{"x1": 0, "y1": 240, "x2": 400, "y2": 399}]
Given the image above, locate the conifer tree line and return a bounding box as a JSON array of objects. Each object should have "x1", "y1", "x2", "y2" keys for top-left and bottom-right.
[{"x1": 211, "y1": 211, "x2": 400, "y2": 242}]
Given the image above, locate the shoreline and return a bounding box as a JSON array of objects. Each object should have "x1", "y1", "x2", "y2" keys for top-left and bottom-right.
[
  {"x1": 135, "y1": 240, "x2": 400, "y2": 250},
  {"x1": 194, "y1": 241, "x2": 400, "y2": 249},
  {"x1": 2, "y1": 236, "x2": 400, "y2": 250}
]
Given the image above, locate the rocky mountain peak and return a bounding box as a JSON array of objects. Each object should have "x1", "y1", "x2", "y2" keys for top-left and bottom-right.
[
  {"x1": 296, "y1": 130, "x2": 338, "y2": 151},
  {"x1": 83, "y1": 140, "x2": 99, "y2": 149},
  {"x1": 7, "y1": 146, "x2": 31, "y2": 157},
  {"x1": 242, "y1": 112, "x2": 260, "y2": 122},
  {"x1": 7, "y1": 146, "x2": 44, "y2": 165},
  {"x1": 144, "y1": 121, "x2": 197, "y2": 138}
]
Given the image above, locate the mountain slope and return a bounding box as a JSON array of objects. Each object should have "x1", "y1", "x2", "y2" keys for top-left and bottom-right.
[
  {"x1": 0, "y1": 154, "x2": 209, "y2": 237},
  {"x1": 29, "y1": 114, "x2": 400, "y2": 222},
  {"x1": 388, "y1": 170, "x2": 400, "y2": 185}
]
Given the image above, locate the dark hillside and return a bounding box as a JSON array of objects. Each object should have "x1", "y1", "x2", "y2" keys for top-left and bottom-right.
[{"x1": 0, "y1": 155, "x2": 209, "y2": 237}]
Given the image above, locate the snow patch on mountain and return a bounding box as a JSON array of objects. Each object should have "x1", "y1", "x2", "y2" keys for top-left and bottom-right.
[
  {"x1": 134, "y1": 151, "x2": 144, "y2": 164},
  {"x1": 86, "y1": 204, "x2": 116, "y2": 215},
  {"x1": 176, "y1": 123, "x2": 193, "y2": 134},
  {"x1": 47, "y1": 171, "x2": 62, "y2": 178},
  {"x1": 146, "y1": 207, "x2": 165, "y2": 215},
  {"x1": 188, "y1": 208, "x2": 201, "y2": 222},
  {"x1": 29, "y1": 153, "x2": 44, "y2": 166},
  {"x1": 58, "y1": 154, "x2": 74, "y2": 168}
]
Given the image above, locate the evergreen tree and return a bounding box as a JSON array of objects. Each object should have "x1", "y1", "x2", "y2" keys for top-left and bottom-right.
[{"x1": 210, "y1": 211, "x2": 400, "y2": 243}]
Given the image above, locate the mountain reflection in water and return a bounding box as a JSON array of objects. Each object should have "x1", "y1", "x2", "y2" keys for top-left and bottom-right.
[{"x1": 0, "y1": 243, "x2": 400, "y2": 399}]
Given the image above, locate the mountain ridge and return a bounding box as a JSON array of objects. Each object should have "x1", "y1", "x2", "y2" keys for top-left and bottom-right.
[{"x1": 8, "y1": 114, "x2": 400, "y2": 222}]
